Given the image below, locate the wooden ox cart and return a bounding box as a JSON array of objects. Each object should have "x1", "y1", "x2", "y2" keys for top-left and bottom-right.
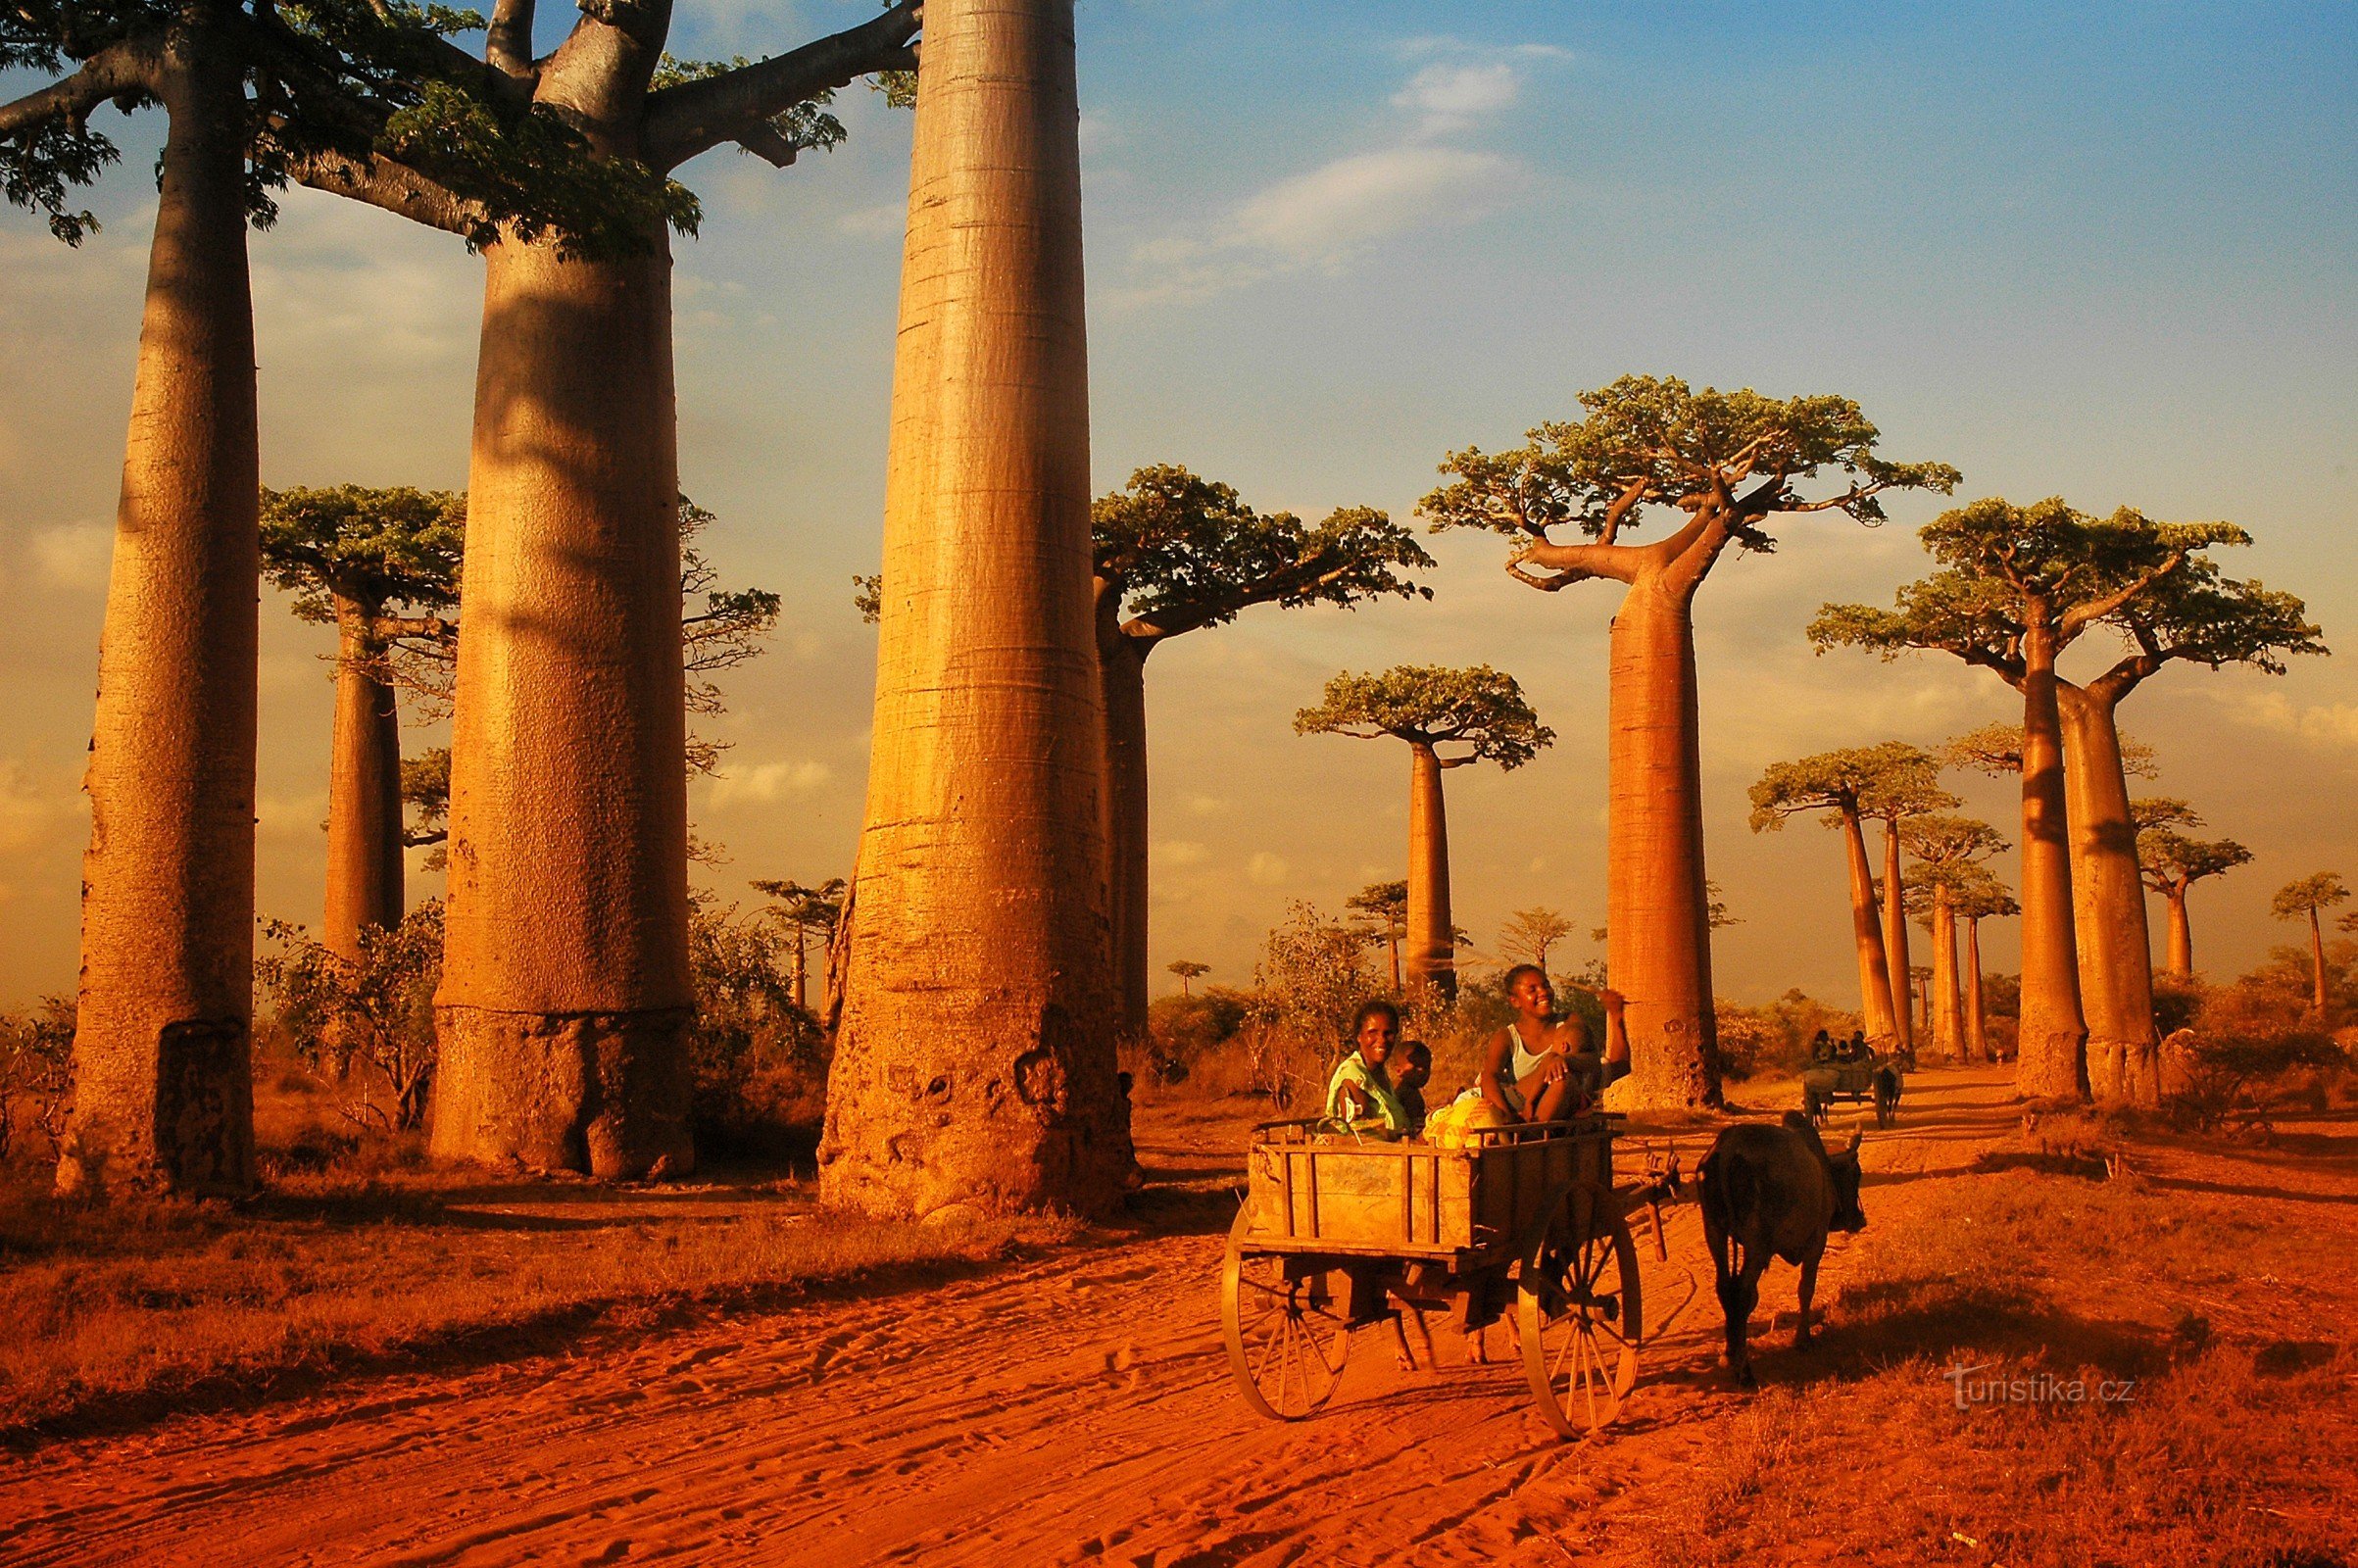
[
  {"x1": 1800, "y1": 1056, "x2": 1903, "y2": 1128},
  {"x1": 1220, "y1": 1114, "x2": 1653, "y2": 1437}
]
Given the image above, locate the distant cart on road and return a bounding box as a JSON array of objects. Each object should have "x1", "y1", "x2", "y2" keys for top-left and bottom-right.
[
  {"x1": 1800, "y1": 1055, "x2": 1904, "y2": 1128},
  {"x1": 1219, "y1": 1114, "x2": 1674, "y2": 1438}
]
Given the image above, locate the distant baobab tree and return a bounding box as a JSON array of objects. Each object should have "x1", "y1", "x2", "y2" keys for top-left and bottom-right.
[
  {"x1": 1814, "y1": 499, "x2": 2318, "y2": 1103},
  {"x1": 828, "y1": 0, "x2": 1136, "y2": 1220},
  {"x1": 1423, "y1": 375, "x2": 1957, "y2": 1108},
  {"x1": 1859, "y1": 747, "x2": 1958, "y2": 1056},
  {"x1": 1091, "y1": 465, "x2": 1432, "y2": 1037},
  {"x1": 1748, "y1": 745, "x2": 1950, "y2": 1047},
  {"x1": 754, "y1": 879, "x2": 845, "y2": 1017},
  {"x1": 1500, "y1": 906, "x2": 1577, "y2": 976},
  {"x1": 2272, "y1": 874, "x2": 2349, "y2": 1016},
  {"x1": 1347, "y1": 881, "x2": 1409, "y2": 991},
  {"x1": 4, "y1": 0, "x2": 533, "y2": 1197},
  {"x1": 2133, "y1": 800, "x2": 2251, "y2": 978},
  {"x1": 1296, "y1": 666, "x2": 1552, "y2": 1003},
  {"x1": 1900, "y1": 816, "x2": 2009, "y2": 1062},
  {"x1": 1947, "y1": 865, "x2": 2020, "y2": 1062},
  {"x1": 1166, "y1": 960, "x2": 1210, "y2": 998}
]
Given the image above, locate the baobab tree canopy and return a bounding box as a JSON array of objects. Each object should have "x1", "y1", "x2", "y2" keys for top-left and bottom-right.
[
  {"x1": 2273, "y1": 873, "x2": 2350, "y2": 922},
  {"x1": 260, "y1": 487, "x2": 465, "y2": 625},
  {"x1": 1294, "y1": 665, "x2": 1552, "y2": 763},
  {"x1": 1746, "y1": 744, "x2": 1952, "y2": 834}
]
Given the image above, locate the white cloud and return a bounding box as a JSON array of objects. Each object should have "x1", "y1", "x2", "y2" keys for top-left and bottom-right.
[
  {"x1": 1393, "y1": 63, "x2": 1521, "y2": 135},
  {"x1": 2222, "y1": 691, "x2": 2358, "y2": 749},
  {"x1": 708, "y1": 759, "x2": 834, "y2": 808},
  {"x1": 1248, "y1": 852, "x2": 1291, "y2": 885},
  {"x1": 1184, "y1": 795, "x2": 1228, "y2": 817},
  {"x1": 1154, "y1": 839, "x2": 1209, "y2": 868},
  {"x1": 30, "y1": 524, "x2": 112, "y2": 590},
  {"x1": 837, "y1": 202, "x2": 906, "y2": 240},
  {"x1": 1233, "y1": 144, "x2": 1520, "y2": 260}
]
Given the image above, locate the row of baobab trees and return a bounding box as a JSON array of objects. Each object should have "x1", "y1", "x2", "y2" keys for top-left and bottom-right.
[{"x1": 7, "y1": 0, "x2": 2331, "y2": 1218}]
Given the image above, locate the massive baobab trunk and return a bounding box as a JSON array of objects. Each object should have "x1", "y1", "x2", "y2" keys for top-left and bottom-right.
[
  {"x1": 1929, "y1": 886, "x2": 1963, "y2": 1063},
  {"x1": 65, "y1": 29, "x2": 259, "y2": 1198},
  {"x1": 1964, "y1": 917, "x2": 1989, "y2": 1062},
  {"x1": 1604, "y1": 579, "x2": 1720, "y2": 1108},
  {"x1": 432, "y1": 235, "x2": 696, "y2": 1179},
  {"x1": 1405, "y1": 742, "x2": 1455, "y2": 1001},
  {"x1": 1841, "y1": 810, "x2": 1900, "y2": 1045},
  {"x1": 1097, "y1": 606, "x2": 1153, "y2": 1038},
  {"x1": 2161, "y1": 891, "x2": 2193, "y2": 978},
  {"x1": 323, "y1": 597, "x2": 405, "y2": 959},
  {"x1": 1881, "y1": 823, "x2": 1914, "y2": 1052},
  {"x1": 2057, "y1": 683, "x2": 2158, "y2": 1103},
  {"x1": 2016, "y1": 623, "x2": 2088, "y2": 1101},
  {"x1": 822, "y1": 0, "x2": 1133, "y2": 1219}
]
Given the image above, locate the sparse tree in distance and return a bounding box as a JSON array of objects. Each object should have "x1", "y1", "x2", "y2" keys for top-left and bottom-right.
[
  {"x1": 1901, "y1": 816, "x2": 2009, "y2": 1062},
  {"x1": 1812, "y1": 499, "x2": 2298, "y2": 1102},
  {"x1": 1860, "y1": 747, "x2": 1959, "y2": 1054},
  {"x1": 2272, "y1": 873, "x2": 2350, "y2": 1015},
  {"x1": 1947, "y1": 865, "x2": 2021, "y2": 1062},
  {"x1": 1167, "y1": 960, "x2": 1209, "y2": 998},
  {"x1": 1424, "y1": 376, "x2": 1956, "y2": 1107},
  {"x1": 1500, "y1": 906, "x2": 1577, "y2": 976},
  {"x1": 2134, "y1": 800, "x2": 2252, "y2": 977},
  {"x1": 827, "y1": 0, "x2": 1137, "y2": 1220},
  {"x1": 753, "y1": 878, "x2": 845, "y2": 1017},
  {"x1": 1347, "y1": 880, "x2": 1409, "y2": 992},
  {"x1": 1090, "y1": 466, "x2": 1432, "y2": 1036},
  {"x1": 1296, "y1": 666, "x2": 1552, "y2": 1003},
  {"x1": 261, "y1": 487, "x2": 464, "y2": 958}
]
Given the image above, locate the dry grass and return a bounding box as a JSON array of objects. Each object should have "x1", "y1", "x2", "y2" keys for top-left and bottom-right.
[
  {"x1": 1641, "y1": 1143, "x2": 2358, "y2": 1568},
  {"x1": 0, "y1": 1079, "x2": 1074, "y2": 1443}
]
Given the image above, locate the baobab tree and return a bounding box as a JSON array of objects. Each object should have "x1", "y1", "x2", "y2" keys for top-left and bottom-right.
[
  {"x1": 1900, "y1": 816, "x2": 2009, "y2": 1062},
  {"x1": 1296, "y1": 666, "x2": 1553, "y2": 1003},
  {"x1": 1812, "y1": 499, "x2": 2286, "y2": 1103},
  {"x1": 1747, "y1": 745, "x2": 1950, "y2": 1046},
  {"x1": 1347, "y1": 880, "x2": 1409, "y2": 991},
  {"x1": 1166, "y1": 960, "x2": 1209, "y2": 999},
  {"x1": 826, "y1": 0, "x2": 1137, "y2": 1220},
  {"x1": 1092, "y1": 465, "x2": 1432, "y2": 1036},
  {"x1": 2, "y1": 0, "x2": 546, "y2": 1196},
  {"x1": 1947, "y1": 865, "x2": 2020, "y2": 1063},
  {"x1": 2133, "y1": 800, "x2": 2251, "y2": 978},
  {"x1": 1860, "y1": 748, "x2": 1959, "y2": 1055},
  {"x1": 1424, "y1": 376, "x2": 1955, "y2": 1107},
  {"x1": 753, "y1": 878, "x2": 844, "y2": 1018},
  {"x1": 2272, "y1": 874, "x2": 2349, "y2": 1016},
  {"x1": 1500, "y1": 906, "x2": 1577, "y2": 976},
  {"x1": 260, "y1": 486, "x2": 464, "y2": 958}
]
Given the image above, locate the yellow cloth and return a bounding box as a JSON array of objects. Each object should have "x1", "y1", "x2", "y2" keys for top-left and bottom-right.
[{"x1": 1324, "y1": 1054, "x2": 1406, "y2": 1134}]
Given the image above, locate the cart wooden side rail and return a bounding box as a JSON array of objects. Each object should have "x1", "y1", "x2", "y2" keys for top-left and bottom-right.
[{"x1": 1220, "y1": 1114, "x2": 1646, "y2": 1438}]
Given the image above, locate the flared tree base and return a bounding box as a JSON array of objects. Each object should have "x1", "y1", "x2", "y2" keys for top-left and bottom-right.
[
  {"x1": 57, "y1": 1011, "x2": 256, "y2": 1199},
  {"x1": 431, "y1": 1004, "x2": 695, "y2": 1178}
]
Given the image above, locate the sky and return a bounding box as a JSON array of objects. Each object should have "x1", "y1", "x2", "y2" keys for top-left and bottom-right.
[{"x1": 3, "y1": 0, "x2": 2355, "y2": 1010}]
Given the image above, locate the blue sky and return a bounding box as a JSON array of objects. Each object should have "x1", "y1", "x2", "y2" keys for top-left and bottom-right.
[{"x1": 2, "y1": 0, "x2": 2354, "y2": 1006}]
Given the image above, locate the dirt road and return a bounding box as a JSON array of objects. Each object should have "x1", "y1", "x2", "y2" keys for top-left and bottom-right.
[{"x1": 0, "y1": 1071, "x2": 2305, "y2": 1566}]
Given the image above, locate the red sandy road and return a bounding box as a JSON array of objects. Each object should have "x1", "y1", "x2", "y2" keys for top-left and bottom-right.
[{"x1": 0, "y1": 1080, "x2": 2028, "y2": 1567}]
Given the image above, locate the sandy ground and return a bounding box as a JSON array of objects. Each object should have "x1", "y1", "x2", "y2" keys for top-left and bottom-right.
[{"x1": 0, "y1": 1069, "x2": 2342, "y2": 1567}]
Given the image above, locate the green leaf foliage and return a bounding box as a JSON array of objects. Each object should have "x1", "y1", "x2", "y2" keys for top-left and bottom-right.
[
  {"x1": 1295, "y1": 664, "x2": 1552, "y2": 769},
  {"x1": 1747, "y1": 742, "x2": 1955, "y2": 832},
  {"x1": 260, "y1": 484, "x2": 466, "y2": 621}
]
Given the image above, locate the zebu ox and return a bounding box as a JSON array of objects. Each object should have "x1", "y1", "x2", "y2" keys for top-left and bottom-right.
[{"x1": 1698, "y1": 1112, "x2": 1866, "y2": 1386}]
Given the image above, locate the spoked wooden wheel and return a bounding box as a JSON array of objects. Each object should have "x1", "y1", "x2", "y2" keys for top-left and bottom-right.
[
  {"x1": 1518, "y1": 1195, "x2": 1642, "y2": 1437},
  {"x1": 1221, "y1": 1208, "x2": 1350, "y2": 1420}
]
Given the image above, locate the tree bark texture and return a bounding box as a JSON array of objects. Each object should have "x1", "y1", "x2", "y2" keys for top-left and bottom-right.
[
  {"x1": 66, "y1": 27, "x2": 259, "y2": 1198},
  {"x1": 1097, "y1": 603, "x2": 1153, "y2": 1039},
  {"x1": 1842, "y1": 810, "x2": 1900, "y2": 1046},
  {"x1": 1405, "y1": 742, "x2": 1454, "y2": 1002},
  {"x1": 2015, "y1": 624, "x2": 2089, "y2": 1101},
  {"x1": 2057, "y1": 683, "x2": 2158, "y2": 1103},
  {"x1": 432, "y1": 235, "x2": 694, "y2": 1179},
  {"x1": 1603, "y1": 579, "x2": 1720, "y2": 1107},
  {"x1": 323, "y1": 597, "x2": 406, "y2": 960},
  {"x1": 1930, "y1": 889, "x2": 1962, "y2": 1064},
  {"x1": 2311, "y1": 911, "x2": 2330, "y2": 1014},
  {"x1": 2163, "y1": 891, "x2": 2192, "y2": 978},
  {"x1": 1881, "y1": 822, "x2": 1914, "y2": 1052},
  {"x1": 1964, "y1": 918, "x2": 1988, "y2": 1062},
  {"x1": 822, "y1": 0, "x2": 1133, "y2": 1220}
]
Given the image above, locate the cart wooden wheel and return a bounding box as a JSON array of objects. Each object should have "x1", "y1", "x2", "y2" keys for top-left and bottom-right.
[
  {"x1": 1221, "y1": 1208, "x2": 1350, "y2": 1421},
  {"x1": 1517, "y1": 1192, "x2": 1642, "y2": 1437}
]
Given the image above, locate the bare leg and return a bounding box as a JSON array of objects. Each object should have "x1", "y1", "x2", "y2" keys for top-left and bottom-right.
[
  {"x1": 1795, "y1": 1255, "x2": 1819, "y2": 1348},
  {"x1": 1529, "y1": 1075, "x2": 1573, "y2": 1123}
]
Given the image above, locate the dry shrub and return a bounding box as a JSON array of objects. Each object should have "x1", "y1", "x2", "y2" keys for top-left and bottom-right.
[
  {"x1": 2164, "y1": 981, "x2": 2346, "y2": 1134},
  {"x1": 0, "y1": 997, "x2": 74, "y2": 1167},
  {"x1": 1713, "y1": 989, "x2": 1860, "y2": 1080}
]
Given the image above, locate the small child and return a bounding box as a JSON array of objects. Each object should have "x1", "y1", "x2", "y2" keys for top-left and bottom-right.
[{"x1": 1393, "y1": 1041, "x2": 1433, "y2": 1135}]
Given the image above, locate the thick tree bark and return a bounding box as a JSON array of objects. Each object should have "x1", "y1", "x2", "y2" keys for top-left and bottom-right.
[
  {"x1": 322, "y1": 596, "x2": 406, "y2": 960},
  {"x1": 1842, "y1": 810, "x2": 1900, "y2": 1045},
  {"x1": 2056, "y1": 682, "x2": 2159, "y2": 1103},
  {"x1": 1405, "y1": 742, "x2": 1454, "y2": 1001},
  {"x1": 1881, "y1": 822, "x2": 1913, "y2": 1052},
  {"x1": 2162, "y1": 889, "x2": 2192, "y2": 978},
  {"x1": 1930, "y1": 889, "x2": 1962, "y2": 1064},
  {"x1": 432, "y1": 234, "x2": 695, "y2": 1179},
  {"x1": 1096, "y1": 598, "x2": 1153, "y2": 1039},
  {"x1": 2311, "y1": 910, "x2": 2331, "y2": 1014},
  {"x1": 64, "y1": 28, "x2": 258, "y2": 1198},
  {"x1": 1964, "y1": 918, "x2": 1988, "y2": 1062},
  {"x1": 2015, "y1": 621, "x2": 2088, "y2": 1101},
  {"x1": 823, "y1": 0, "x2": 1133, "y2": 1219},
  {"x1": 1603, "y1": 577, "x2": 1720, "y2": 1108}
]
